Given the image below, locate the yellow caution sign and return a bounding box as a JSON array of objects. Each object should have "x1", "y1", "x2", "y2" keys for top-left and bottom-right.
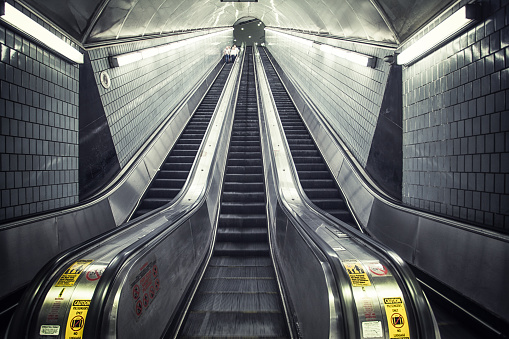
[
  {"x1": 343, "y1": 260, "x2": 371, "y2": 287},
  {"x1": 383, "y1": 297, "x2": 411, "y2": 339},
  {"x1": 65, "y1": 300, "x2": 90, "y2": 339},
  {"x1": 55, "y1": 260, "x2": 93, "y2": 287}
]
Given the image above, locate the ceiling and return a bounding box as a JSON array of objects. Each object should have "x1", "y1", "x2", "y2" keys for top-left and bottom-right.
[{"x1": 21, "y1": 0, "x2": 455, "y2": 46}]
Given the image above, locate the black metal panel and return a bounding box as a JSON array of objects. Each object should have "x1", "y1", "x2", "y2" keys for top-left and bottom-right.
[
  {"x1": 366, "y1": 64, "x2": 402, "y2": 200},
  {"x1": 79, "y1": 52, "x2": 120, "y2": 200}
]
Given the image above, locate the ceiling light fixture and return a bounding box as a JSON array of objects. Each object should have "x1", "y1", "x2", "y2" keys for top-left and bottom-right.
[
  {"x1": 0, "y1": 2, "x2": 83, "y2": 64},
  {"x1": 110, "y1": 28, "x2": 233, "y2": 68},
  {"x1": 397, "y1": 4, "x2": 481, "y2": 65},
  {"x1": 265, "y1": 28, "x2": 376, "y2": 68},
  {"x1": 319, "y1": 43, "x2": 376, "y2": 67}
]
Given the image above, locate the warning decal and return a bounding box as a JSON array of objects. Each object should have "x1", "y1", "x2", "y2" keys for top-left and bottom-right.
[
  {"x1": 367, "y1": 261, "x2": 389, "y2": 276},
  {"x1": 65, "y1": 300, "x2": 90, "y2": 339},
  {"x1": 130, "y1": 259, "x2": 160, "y2": 318},
  {"x1": 55, "y1": 260, "x2": 94, "y2": 287},
  {"x1": 40, "y1": 324, "x2": 60, "y2": 335},
  {"x1": 362, "y1": 321, "x2": 383, "y2": 338},
  {"x1": 383, "y1": 297, "x2": 410, "y2": 339},
  {"x1": 343, "y1": 260, "x2": 371, "y2": 287}
]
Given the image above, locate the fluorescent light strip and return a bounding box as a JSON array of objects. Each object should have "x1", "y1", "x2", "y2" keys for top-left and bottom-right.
[
  {"x1": 110, "y1": 28, "x2": 234, "y2": 68},
  {"x1": 319, "y1": 43, "x2": 375, "y2": 67},
  {"x1": 0, "y1": 3, "x2": 83, "y2": 64},
  {"x1": 265, "y1": 28, "x2": 313, "y2": 47},
  {"x1": 265, "y1": 28, "x2": 375, "y2": 67},
  {"x1": 397, "y1": 5, "x2": 479, "y2": 65}
]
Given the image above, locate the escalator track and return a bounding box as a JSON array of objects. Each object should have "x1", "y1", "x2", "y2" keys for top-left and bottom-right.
[
  {"x1": 131, "y1": 63, "x2": 233, "y2": 219},
  {"x1": 178, "y1": 47, "x2": 289, "y2": 338},
  {"x1": 259, "y1": 48, "x2": 355, "y2": 226}
]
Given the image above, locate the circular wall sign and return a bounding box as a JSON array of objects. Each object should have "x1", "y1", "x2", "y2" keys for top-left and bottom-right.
[{"x1": 100, "y1": 70, "x2": 111, "y2": 89}]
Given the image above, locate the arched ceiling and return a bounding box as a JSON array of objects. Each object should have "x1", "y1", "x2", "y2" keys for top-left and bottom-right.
[{"x1": 20, "y1": 0, "x2": 455, "y2": 46}]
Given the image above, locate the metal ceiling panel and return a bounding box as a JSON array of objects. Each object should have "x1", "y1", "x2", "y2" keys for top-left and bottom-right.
[
  {"x1": 18, "y1": 0, "x2": 458, "y2": 47},
  {"x1": 21, "y1": 0, "x2": 103, "y2": 40},
  {"x1": 375, "y1": 0, "x2": 457, "y2": 42}
]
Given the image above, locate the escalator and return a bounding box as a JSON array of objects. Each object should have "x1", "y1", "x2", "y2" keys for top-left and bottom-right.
[
  {"x1": 131, "y1": 63, "x2": 233, "y2": 219},
  {"x1": 178, "y1": 47, "x2": 289, "y2": 338},
  {"x1": 258, "y1": 48, "x2": 355, "y2": 226}
]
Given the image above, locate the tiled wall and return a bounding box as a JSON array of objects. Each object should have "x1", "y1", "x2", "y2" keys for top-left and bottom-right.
[
  {"x1": 88, "y1": 30, "x2": 233, "y2": 168},
  {"x1": 402, "y1": 1, "x2": 509, "y2": 229},
  {"x1": 0, "y1": 11, "x2": 80, "y2": 222},
  {"x1": 265, "y1": 31, "x2": 392, "y2": 166}
]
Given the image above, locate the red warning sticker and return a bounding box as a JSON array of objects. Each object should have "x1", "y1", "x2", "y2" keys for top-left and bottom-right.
[
  {"x1": 367, "y1": 261, "x2": 389, "y2": 276},
  {"x1": 130, "y1": 258, "x2": 160, "y2": 318},
  {"x1": 85, "y1": 269, "x2": 103, "y2": 281}
]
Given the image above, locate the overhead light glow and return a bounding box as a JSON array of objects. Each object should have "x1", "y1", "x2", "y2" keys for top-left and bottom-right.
[
  {"x1": 266, "y1": 28, "x2": 375, "y2": 67},
  {"x1": 320, "y1": 43, "x2": 375, "y2": 67},
  {"x1": 0, "y1": 3, "x2": 83, "y2": 64},
  {"x1": 109, "y1": 28, "x2": 233, "y2": 68},
  {"x1": 397, "y1": 4, "x2": 480, "y2": 65},
  {"x1": 265, "y1": 28, "x2": 313, "y2": 47}
]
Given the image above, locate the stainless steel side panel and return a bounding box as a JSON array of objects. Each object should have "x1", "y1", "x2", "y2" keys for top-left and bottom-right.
[
  {"x1": 0, "y1": 218, "x2": 59, "y2": 294},
  {"x1": 114, "y1": 205, "x2": 212, "y2": 339},
  {"x1": 273, "y1": 205, "x2": 331, "y2": 339},
  {"x1": 57, "y1": 200, "x2": 118, "y2": 251},
  {"x1": 338, "y1": 163, "x2": 374, "y2": 228},
  {"x1": 108, "y1": 164, "x2": 151, "y2": 225}
]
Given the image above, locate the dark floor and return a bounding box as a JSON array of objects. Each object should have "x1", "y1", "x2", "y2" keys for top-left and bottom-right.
[{"x1": 428, "y1": 297, "x2": 489, "y2": 339}]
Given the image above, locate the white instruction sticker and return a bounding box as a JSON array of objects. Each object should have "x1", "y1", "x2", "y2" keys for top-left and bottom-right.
[
  {"x1": 40, "y1": 324, "x2": 60, "y2": 335},
  {"x1": 362, "y1": 321, "x2": 383, "y2": 338}
]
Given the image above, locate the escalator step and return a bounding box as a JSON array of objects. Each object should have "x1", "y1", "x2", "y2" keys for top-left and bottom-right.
[
  {"x1": 181, "y1": 311, "x2": 287, "y2": 338},
  {"x1": 224, "y1": 173, "x2": 264, "y2": 183},
  {"x1": 216, "y1": 227, "x2": 268, "y2": 242},
  {"x1": 223, "y1": 182, "x2": 264, "y2": 192},
  {"x1": 220, "y1": 202, "x2": 265, "y2": 214},
  {"x1": 218, "y1": 214, "x2": 267, "y2": 228},
  {"x1": 161, "y1": 163, "x2": 192, "y2": 171},
  {"x1": 226, "y1": 165, "x2": 263, "y2": 174},
  {"x1": 222, "y1": 191, "x2": 265, "y2": 202},
  {"x1": 312, "y1": 198, "x2": 347, "y2": 210},
  {"x1": 300, "y1": 179, "x2": 336, "y2": 189},
  {"x1": 208, "y1": 256, "x2": 273, "y2": 267},
  {"x1": 137, "y1": 197, "x2": 172, "y2": 209},
  {"x1": 214, "y1": 242, "x2": 270, "y2": 256},
  {"x1": 296, "y1": 170, "x2": 331, "y2": 179},
  {"x1": 199, "y1": 277, "x2": 278, "y2": 293},
  {"x1": 204, "y1": 265, "x2": 274, "y2": 279},
  {"x1": 189, "y1": 292, "x2": 281, "y2": 312},
  {"x1": 157, "y1": 170, "x2": 189, "y2": 179},
  {"x1": 152, "y1": 178, "x2": 186, "y2": 188},
  {"x1": 145, "y1": 187, "x2": 181, "y2": 198}
]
